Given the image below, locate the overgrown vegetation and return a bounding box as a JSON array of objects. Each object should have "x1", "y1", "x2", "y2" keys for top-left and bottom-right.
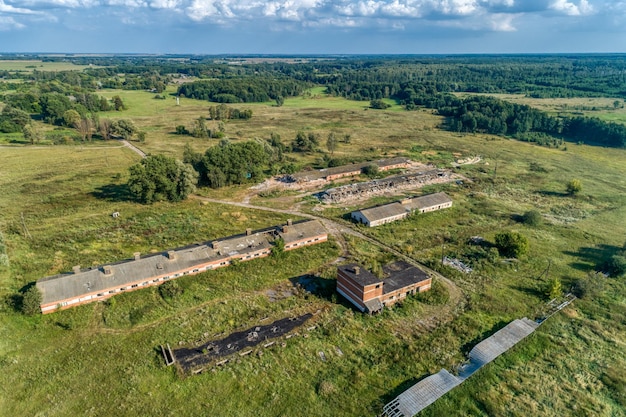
[{"x1": 1, "y1": 54, "x2": 625, "y2": 417}]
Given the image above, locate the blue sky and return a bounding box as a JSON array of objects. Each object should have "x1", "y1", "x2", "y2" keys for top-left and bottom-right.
[{"x1": 0, "y1": 0, "x2": 624, "y2": 54}]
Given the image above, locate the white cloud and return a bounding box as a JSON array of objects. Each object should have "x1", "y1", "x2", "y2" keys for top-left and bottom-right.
[
  {"x1": 0, "y1": 0, "x2": 38, "y2": 13},
  {"x1": 488, "y1": 12, "x2": 516, "y2": 30},
  {"x1": 550, "y1": 0, "x2": 593, "y2": 16},
  {"x1": 149, "y1": 0, "x2": 181, "y2": 8},
  {"x1": 0, "y1": 15, "x2": 25, "y2": 29}
]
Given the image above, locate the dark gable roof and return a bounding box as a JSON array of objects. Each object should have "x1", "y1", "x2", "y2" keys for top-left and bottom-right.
[
  {"x1": 338, "y1": 263, "x2": 381, "y2": 286},
  {"x1": 382, "y1": 261, "x2": 430, "y2": 294}
]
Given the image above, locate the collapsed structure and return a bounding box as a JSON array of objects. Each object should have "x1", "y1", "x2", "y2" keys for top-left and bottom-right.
[
  {"x1": 286, "y1": 157, "x2": 411, "y2": 183},
  {"x1": 351, "y1": 192, "x2": 453, "y2": 227},
  {"x1": 36, "y1": 220, "x2": 328, "y2": 314},
  {"x1": 336, "y1": 261, "x2": 432, "y2": 314},
  {"x1": 318, "y1": 169, "x2": 452, "y2": 204}
]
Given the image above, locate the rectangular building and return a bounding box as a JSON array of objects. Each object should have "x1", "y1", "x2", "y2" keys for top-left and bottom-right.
[
  {"x1": 37, "y1": 220, "x2": 328, "y2": 314},
  {"x1": 351, "y1": 192, "x2": 452, "y2": 227},
  {"x1": 336, "y1": 261, "x2": 432, "y2": 314}
]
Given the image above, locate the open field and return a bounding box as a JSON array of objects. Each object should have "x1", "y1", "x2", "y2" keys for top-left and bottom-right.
[
  {"x1": 455, "y1": 92, "x2": 626, "y2": 125},
  {"x1": 0, "y1": 60, "x2": 95, "y2": 72},
  {"x1": 1, "y1": 90, "x2": 625, "y2": 416}
]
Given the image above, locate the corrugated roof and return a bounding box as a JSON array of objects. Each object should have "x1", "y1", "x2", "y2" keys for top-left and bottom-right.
[
  {"x1": 37, "y1": 244, "x2": 220, "y2": 306},
  {"x1": 356, "y1": 202, "x2": 408, "y2": 223},
  {"x1": 383, "y1": 369, "x2": 462, "y2": 417},
  {"x1": 278, "y1": 219, "x2": 327, "y2": 244},
  {"x1": 402, "y1": 192, "x2": 452, "y2": 211},
  {"x1": 37, "y1": 220, "x2": 327, "y2": 307},
  {"x1": 467, "y1": 318, "x2": 539, "y2": 368}
]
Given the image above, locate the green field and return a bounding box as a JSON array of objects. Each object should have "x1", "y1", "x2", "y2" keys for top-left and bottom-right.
[
  {"x1": 1, "y1": 88, "x2": 625, "y2": 416},
  {"x1": 0, "y1": 60, "x2": 95, "y2": 72}
]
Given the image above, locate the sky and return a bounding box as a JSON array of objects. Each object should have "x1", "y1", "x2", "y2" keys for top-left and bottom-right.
[{"x1": 0, "y1": 0, "x2": 625, "y2": 54}]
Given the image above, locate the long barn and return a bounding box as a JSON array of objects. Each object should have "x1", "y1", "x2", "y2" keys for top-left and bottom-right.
[{"x1": 36, "y1": 220, "x2": 328, "y2": 314}]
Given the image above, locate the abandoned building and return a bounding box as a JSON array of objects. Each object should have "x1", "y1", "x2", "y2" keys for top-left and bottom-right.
[
  {"x1": 336, "y1": 261, "x2": 432, "y2": 314},
  {"x1": 36, "y1": 220, "x2": 328, "y2": 314},
  {"x1": 319, "y1": 170, "x2": 451, "y2": 204},
  {"x1": 351, "y1": 192, "x2": 453, "y2": 227},
  {"x1": 287, "y1": 157, "x2": 411, "y2": 183}
]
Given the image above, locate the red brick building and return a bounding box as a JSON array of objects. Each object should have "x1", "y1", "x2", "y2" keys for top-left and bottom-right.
[{"x1": 336, "y1": 261, "x2": 432, "y2": 314}]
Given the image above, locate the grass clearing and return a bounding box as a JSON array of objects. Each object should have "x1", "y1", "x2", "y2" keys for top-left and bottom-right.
[{"x1": 1, "y1": 90, "x2": 625, "y2": 416}]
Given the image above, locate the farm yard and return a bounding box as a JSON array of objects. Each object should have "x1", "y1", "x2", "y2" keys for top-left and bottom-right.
[{"x1": 1, "y1": 56, "x2": 625, "y2": 416}]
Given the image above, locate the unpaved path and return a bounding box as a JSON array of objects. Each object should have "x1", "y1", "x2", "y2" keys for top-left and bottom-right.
[
  {"x1": 190, "y1": 195, "x2": 464, "y2": 319},
  {"x1": 120, "y1": 139, "x2": 147, "y2": 158}
]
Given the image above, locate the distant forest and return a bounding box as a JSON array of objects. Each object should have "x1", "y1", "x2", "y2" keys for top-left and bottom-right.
[{"x1": 1, "y1": 54, "x2": 625, "y2": 147}]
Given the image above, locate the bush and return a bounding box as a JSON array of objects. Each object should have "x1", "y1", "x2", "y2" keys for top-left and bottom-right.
[
  {"x1": 415, "y1": 280, "x2": 449, "y2": 305},
  {"x1": 566, "y1": 178, "x2": 582, "y2": 195},
  {"x1": 522, "y1": 210, "x2": 542, "y2": 227},
  {"x1": 494, "y1": 231, "x2": 529, "y2": 258},
  {"x1": 602, "y1": 255, "x2": 626, "y2": 278},
  {"x1": 21, "y1": 285, "x2": 42, "y2": 315},
  {"x1": 159, "y1": 280, "x2": 183, "y2": 300}
]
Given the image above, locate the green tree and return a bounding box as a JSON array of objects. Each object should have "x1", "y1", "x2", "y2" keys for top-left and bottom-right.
[
  {"x1": 175, "y1": 125, "x2": 188, "y2": 135},
  {"x1": 111, "y1": 119, "x2": 137, "y2": 140},
  {"x1": 128, "y1": 155, "x2": 198, "y2": 204},
  {"x1": 342, "y1": 134, "x2": 352, "y2": 144},
  {"x1": 137, "y1": 131, "x2": 146, "y2": 143},
  {"x1": 326, "y1": 132, "x2": 338, "y2": 155},
  {"x1": 546, "y1": 277, "x2": 562, "y2": 300},
  {"x1": 192, "y1": 117, "x2": 209, "y2": 138},
  {"x1": 275, "y1": 96, "x2": 284, "y2": 107},
  {"x1": 566, "y1": 179, "x2": 582, "y2": 196},
  {"x1": 99, "y1": 118, "x2": 113, "y2": 141},
  {"x1": 21, "y1": 285, "x2": 42, "y2": 315},
  {"x1": 22, "y1": 123, "x2": 43, "y2": 144},
  {"x1": 370, "y1": 99, "x2": 390, "y2": 109},
  {"x1": 112, "y1": 95, "x2": 126, "y2": 111},
  {"x1": 602, "y1": 255, "x2": 626, "y2": 278},
  {"x1": 63, "y1": 109, "x2": 81, "y2": 128},
  {"x1": 0, "y1": 106, "x2": 31, "y2": 133},
  {"x1": 494, "y1": 231, "x2": 529, "y2": 258}
]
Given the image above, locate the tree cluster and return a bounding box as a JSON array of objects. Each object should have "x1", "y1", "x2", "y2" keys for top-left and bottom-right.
[
  {"x1": 208, "y1": 104, "x2": 252, "y2": 120},
  {"x1": 177, "y1": 77, "x2": 307, "y2": 103},
  {"x1": 128, "y1": 155, "x2": 198, "y2": 204}
]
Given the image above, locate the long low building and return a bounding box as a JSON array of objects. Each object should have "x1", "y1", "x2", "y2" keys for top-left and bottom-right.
[
  {"x1": 288, "y1": 157, "x2": 411, "y2": 182},
  {"x1": 351, "y1": 192, "x2": 453, "y2": 227},
  {"x1": 336, "y1": 261, "x2": 432, "y2": 314},
  {"x1": 36, "y1": 220, "x2": 328, "y2": 314}
]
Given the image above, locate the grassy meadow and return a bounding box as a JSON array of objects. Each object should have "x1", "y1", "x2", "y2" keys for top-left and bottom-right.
[
  {"x1": 1, "y1": 87, "x2": 625, "y2": 416},
  {"x1": 0, "y1": 60, "x2": 96, "y2": 72}
]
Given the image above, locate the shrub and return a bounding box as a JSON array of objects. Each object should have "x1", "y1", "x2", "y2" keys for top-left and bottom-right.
[
  {"x1": 602, "y1": 255, "x2": 626, "y2": 278},
  {"x1": 21, "y1": 285, "x2": 42, "y2": 315},
  {"x1": 522, "y1": 210, "x2": 542, "y2": 227},
  {"x1": 566, "y1": 178, "x2": 582, "y2": 196},
  {"x1": 159, "y1": 280, "x2": 183, "y2": 300},
  {"x1": 494, "y1": 231, "x2": 529, "y2": 258}
]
